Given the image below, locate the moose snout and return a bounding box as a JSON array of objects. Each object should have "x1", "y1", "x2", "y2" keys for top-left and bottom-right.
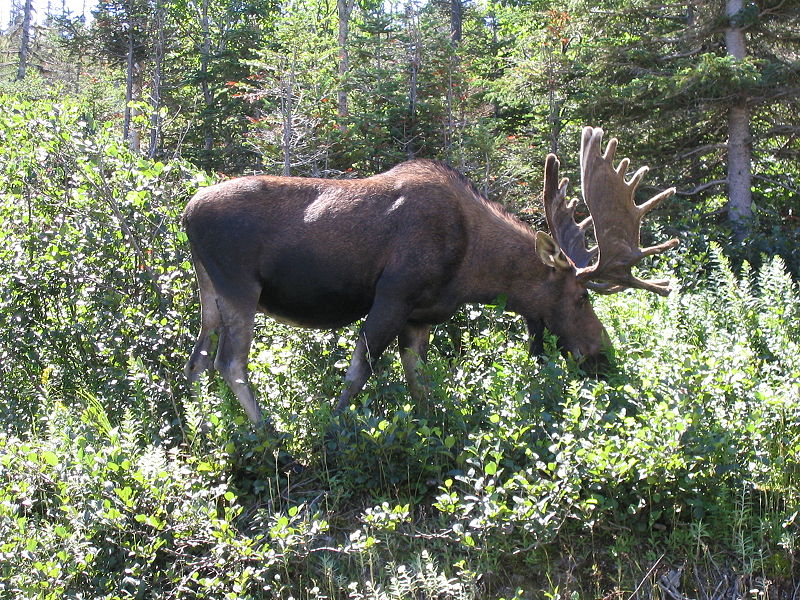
[
  {"x1": 575, "y1": 333, "x2": 614, "y2": 376},
  {"x1": 532, "y1": 319, "x2": 614, "y2": 376},
  {"x1": 578, "y1": 350, "x2": 613, "y2": 377},
  {"x1": 562, "y1": 348, "x2": 613, "y2": 377}
]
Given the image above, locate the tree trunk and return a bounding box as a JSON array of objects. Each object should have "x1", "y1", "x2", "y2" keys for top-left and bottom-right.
[
  {"x1": 123, "y1": 29, "x2": 136, "y2": 149},
  {"x1": 148, "y1": 0, "x2": 166, "y2": 159},
  {"x1": 16, "y1": 0, "x2": 33, "y2": 80},
  {"x1": 200, "y1": 0, "x2": 214, "y2": 154},
  {"x1": 129, "y1": 77, "x2": 142, "y2": 152},
  {"x1": 546, "y1": 39, "x2": 570, "y2": 155},
  {"x1": 725, "y1": 0, "x2": 753, "y2": 240},
  {"x1": 727, "y1": 105, "x2": 752, "y2": 240},
  {"x1": 282, "y1": 59, "x2": 295, "y2": 176},
  {"x1": 444, "y1": 0, "x2": 464, "y2": 161},
  {"x1": 336, "y1": 0, "x2": 354, "y2": 125},
  {"x1": 450, "y1": 0, "x2": 462, "y2": 45},
  {"x1": 405, "y1": 4, "x2": 420, "y2": 158},
  {"x1": 445, "y1": 0, "x2": 462, "y2": 162}
]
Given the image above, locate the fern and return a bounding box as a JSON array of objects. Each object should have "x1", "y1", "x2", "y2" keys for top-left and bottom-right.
[
  {"x1": 705, "y1": 244, "x2": 774, "y2": 369},
  {"x1": 346, "y1": 553, "x2": 476, "y2": 600},
  {"x1": 80, "y1": 389, "x2": 113, "y2": 438},
  {"x1": 120, "y1": 408, "x2": 144, "y2": 453},
  {"x1": 183, "y1": 376, "x2": 210, "y2": 444},
  {"x1": 137, "y1": 445, "x2": 169, "y2": 479},
  {"x1": 757, "y1": 256, "x2": 800, "y2": 371}
]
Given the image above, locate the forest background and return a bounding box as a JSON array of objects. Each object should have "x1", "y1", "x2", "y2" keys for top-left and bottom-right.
[{"x1": 0, "y1": 0, "x2": 799, "y2": 598}]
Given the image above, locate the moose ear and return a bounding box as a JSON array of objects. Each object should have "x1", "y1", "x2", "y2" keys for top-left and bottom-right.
[{"x1": 535, "y1": 231, "x2": 573, "y2": 271}]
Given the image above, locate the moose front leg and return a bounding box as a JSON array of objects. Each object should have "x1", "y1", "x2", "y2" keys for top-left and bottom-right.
[
  {"x1": 526, "y1": 317, "x2": 546, "y2": 357},
  {"x1": 335, "y1": 298, "x2": 411, "y2": 412},
  {"x1": 336, "y1": 334, "x2": 372, "y2": 412}
]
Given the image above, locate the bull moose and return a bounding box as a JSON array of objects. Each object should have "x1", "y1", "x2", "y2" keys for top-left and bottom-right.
[{"x1": 182, "y1": 127, "x2": 679, "y2": 427}]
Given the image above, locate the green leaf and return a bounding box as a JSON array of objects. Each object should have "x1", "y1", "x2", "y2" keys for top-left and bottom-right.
[{"x1": 40, "y1": 451, "x2": 59, "y2": 466}]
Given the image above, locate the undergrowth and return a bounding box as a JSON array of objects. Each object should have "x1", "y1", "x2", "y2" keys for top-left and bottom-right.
[{"x1": 0, "y1": 89, "x2": 798, "y2": 599}]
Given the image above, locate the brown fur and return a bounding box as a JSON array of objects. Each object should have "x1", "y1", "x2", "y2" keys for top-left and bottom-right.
[{"x1": 182, "y1": 159, "x2": 609, "y2": 425}]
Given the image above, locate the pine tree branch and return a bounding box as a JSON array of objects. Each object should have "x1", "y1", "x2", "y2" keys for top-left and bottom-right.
[{"x1": 677, "y1": 179, "x2": 727, "y2": 196}]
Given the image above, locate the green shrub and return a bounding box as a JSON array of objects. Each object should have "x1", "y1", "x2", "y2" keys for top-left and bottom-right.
[
  {"x1": 0, "y1": 87, "x2": 210, "y2": 438},
  {"x1": 1, "y1": 87, "x2": 797, "y2": 598}
]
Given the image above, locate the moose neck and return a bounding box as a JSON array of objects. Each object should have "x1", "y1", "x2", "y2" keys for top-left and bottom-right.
[{"x1": 457, "y1": 205, "x2": 546, "y2": 312}]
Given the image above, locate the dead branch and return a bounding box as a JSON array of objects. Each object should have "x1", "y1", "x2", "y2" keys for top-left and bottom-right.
[{"x1": 677, "y1": 179, "x2": 727, "y2": 195}]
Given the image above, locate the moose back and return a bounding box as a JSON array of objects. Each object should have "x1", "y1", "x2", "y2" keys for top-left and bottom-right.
[{"x1": 182, "y1": 127, "x2": 679, "y2": 427}]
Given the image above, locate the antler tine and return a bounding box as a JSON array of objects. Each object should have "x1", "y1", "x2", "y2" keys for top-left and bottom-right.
[
  {"x1": 576, "y1": 126, "x2": 679, "y2": 295},
  {"x1": 584, "y1": 281, "x2": 625, "y2": 294},
  {"x1": 603, "y1": 137, "x2": 618, "y2": 161},
  {"x1": 638, "y1": 186, "x2": 677, "y2": 217},
  {"x1": 543, "y1": 153, "x2": 597, "y2": 269}
]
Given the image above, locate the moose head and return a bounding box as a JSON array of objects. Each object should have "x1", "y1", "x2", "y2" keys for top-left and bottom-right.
[{"x1": 530, "y1": 126, "x2": 680, "y2": 368}]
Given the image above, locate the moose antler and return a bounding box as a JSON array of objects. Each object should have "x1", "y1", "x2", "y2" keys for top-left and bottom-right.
[
  {"x1": 543, "y1": 154, "x2": 597, "y2": 269},
  {"x1": 543, "y1": 127, "x2": 680, "y2": 296}
]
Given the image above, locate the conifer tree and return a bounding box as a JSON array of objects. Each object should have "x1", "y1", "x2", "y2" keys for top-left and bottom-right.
[{"x1": 567, "y1": 0, "x2": 799, "y2": 241}]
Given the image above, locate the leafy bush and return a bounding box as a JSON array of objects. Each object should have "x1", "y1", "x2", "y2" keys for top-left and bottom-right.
[
  {"x1": 0, "y1": 88, "x2": 798, "y2": 598},
  {"x1": 0, "y1": 86, "x2": 209, "y2": 437}
]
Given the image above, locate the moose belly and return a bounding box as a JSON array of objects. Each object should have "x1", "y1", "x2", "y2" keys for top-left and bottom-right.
[
  {"x1": 255, "y1": 245, "x2": 382, "y2": 329},
  {"x1": 257, "y1": 285, "x2": 374, "y2": 329}
]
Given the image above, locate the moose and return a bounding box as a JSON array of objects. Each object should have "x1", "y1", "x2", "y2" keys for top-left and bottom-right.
[{"x1": 183, "y1": 127, "x2": 679, "y2": 426}]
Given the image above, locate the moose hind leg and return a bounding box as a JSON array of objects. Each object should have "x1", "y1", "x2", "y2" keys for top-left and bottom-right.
[
  {"x1": 399, "y1": 323, "x2": 431, "y2": 404},
  {"x1": 185, "y1": 261, "x2": 221, "y2": 381},
  {"x1": 214, "y1": 295, "x2": 264, "y2": 425}
]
